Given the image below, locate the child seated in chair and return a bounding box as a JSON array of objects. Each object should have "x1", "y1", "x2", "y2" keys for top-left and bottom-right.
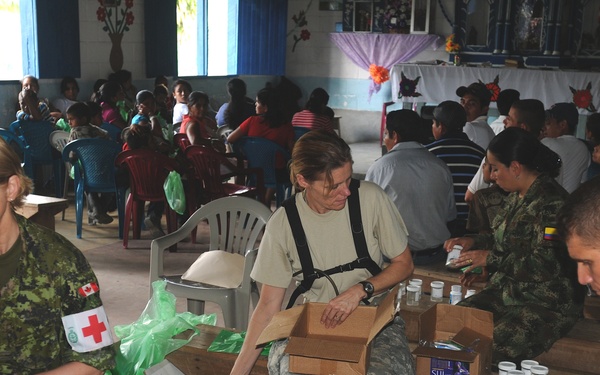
[
  {"x1": 17, "y1": 75, "x2": 61, "y2": 124},
  {"x1": 180, "y1": 91, "x2": 225, "y2": 153},
  {"x1": 66, "y1": 102, "x2": 113, "y2": 225},
  {"x1": 125, "y1": 90, "x2": 170, "y2": 153}
]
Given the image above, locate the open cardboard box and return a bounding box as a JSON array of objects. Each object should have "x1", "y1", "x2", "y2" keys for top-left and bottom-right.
[
  {"x1": 413, "y1": 304, "x2": 494, "y2": 375},
  {"x1": 256, "y1": 287, "x2": 398, "y2": 375}
]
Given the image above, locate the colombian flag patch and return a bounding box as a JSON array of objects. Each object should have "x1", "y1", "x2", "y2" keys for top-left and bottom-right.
[{"x1": 544, "y1": 227, "x2": 559, "y2": 241}]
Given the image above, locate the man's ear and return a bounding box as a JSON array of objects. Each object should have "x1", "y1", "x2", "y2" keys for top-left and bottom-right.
[
  {"x1": 391, "y1": 130, "x2": 400, "y2": 143},
  {"x1": 559, "y1": 120, "x2": 570, "y2": 134}
]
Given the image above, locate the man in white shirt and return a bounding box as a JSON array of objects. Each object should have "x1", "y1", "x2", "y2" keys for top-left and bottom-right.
[
  {"x1": 542, "y1": 102, "x2": 590, "y2": 193},
  {"x1": 465, "y1": 99, "x2": 545, "y2": 202},
  {"x1": 489, "y1": 89, "x2": 520, "y2": 135},
  {"x1": 456, "y1": 82, "x2": 496, "y2": 150}
]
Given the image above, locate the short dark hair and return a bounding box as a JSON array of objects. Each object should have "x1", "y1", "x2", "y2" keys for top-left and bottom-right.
[
  {"x1": 488, "y1": 127, "x2": 561, "y2": 178},
  {"x1": 557, "y1": 177, "x2": 600, "y2": 245},
  {"x1": 586, "y1": 113, "x2": 600, "y2": 144},
  {"x1": 172, "y1": 79, "x2": 192, "y2": 93},
  {"x1": 511, "y1": 99, "x2": 545, "y2": 138},
  {"x1": 188, "y1": 91, "x2": 209, "y2": 107},
  {"x1": 433, "y1": 101, "x2": 467, "y2": 133},
  {"x1": 60, "y1": 76, "x2": 79, "y2": 94},
  {"x1": 386, "y1": 109, "x2": 422, "y2": 143},
  {"x1": 66, "y1": 102, "x2": 91, "y2": 122},
  {"x1": 135, "y1": 90, "x2": 154, "y2": 106},
  {"x1": 496, "y1": 89, "x2": 520, "y2": 116}
]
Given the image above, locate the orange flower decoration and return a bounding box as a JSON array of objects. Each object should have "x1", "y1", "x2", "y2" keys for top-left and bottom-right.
[
  {"x1": 445, "y1": 34, "x2": 461, "y2": 53},
  {"x1": 369, "y1": 65, "x2": 390, "y2": 85}
]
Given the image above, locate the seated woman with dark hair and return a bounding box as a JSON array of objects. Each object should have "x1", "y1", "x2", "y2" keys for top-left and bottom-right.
[
  {"x1": 445, "y1": 127, "x2": 586, "y2": 365},
  {"x1": 216, "y1": 78, "x2": 255, "y2": 130},
  {"x1": 227, "y1": 87, "x2": 295, "y2": 204},
  {"x1": 291, "y1": 87, "x2": 335, "y2": 132},
  {"x1": 53, "y1": 76, "x2": 80, "y2": 117}
]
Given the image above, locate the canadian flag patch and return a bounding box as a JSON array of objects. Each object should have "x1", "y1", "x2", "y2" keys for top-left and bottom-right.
[
  {"x1": 61, "y1": 306, "x2": 114, "y2": 353},
  {"x1": 78, "y1": 282, "x2": 99, "y2": 297}
]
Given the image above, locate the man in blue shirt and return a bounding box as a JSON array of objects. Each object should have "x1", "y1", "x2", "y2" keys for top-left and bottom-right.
[{"x1": 366, "y1": 109, "x2": 456, "y2": 265}]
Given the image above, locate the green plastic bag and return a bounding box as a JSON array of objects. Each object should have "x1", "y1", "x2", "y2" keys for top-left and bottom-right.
[
  {"x1": 163, "y1": 171, "x2": 186, "y2": 215},
  {"x1": 109, "y1": 280, "x2": 217, "y2": 375},
  {"x1": 55, "y1": 118, "x2": 70, "y2": 132},
  {"x1": 207, "y1": 329, "x2": 271, "y2": 356}
]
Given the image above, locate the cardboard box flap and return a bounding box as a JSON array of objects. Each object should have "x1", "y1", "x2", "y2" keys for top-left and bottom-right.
[
  {"x1": 368, "y1": 286, "x2": 399, "y2": 343},
  {"x1": 286, "y1": 336, "x2": 365, "y2": 363},
  {"x1": 433, "y1": 305, "x2": 493, "y2": 337},
  {"x1": 452, "y1": 327, "x2": 492, "y2": 350},
  {"x1": 256, "y1": 305, "x2": 305, "y2": 345},
  {"x1": 412, "y1": 346, "x2": 478, "y2": 363}
]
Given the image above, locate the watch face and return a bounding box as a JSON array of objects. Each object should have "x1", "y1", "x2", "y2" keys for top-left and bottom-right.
[{"x1": 362, "y1": 282, "x2": 374, "y2": 293}]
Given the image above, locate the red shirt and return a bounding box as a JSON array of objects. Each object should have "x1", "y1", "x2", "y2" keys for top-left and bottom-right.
[{"x1": 237, "y1": 115, "x2": 294, "y2": 149}]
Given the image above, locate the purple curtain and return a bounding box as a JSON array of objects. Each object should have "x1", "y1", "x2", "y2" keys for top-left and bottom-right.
[{"x1": 330, "y1": 33, "x2": 442, "y2": 98}]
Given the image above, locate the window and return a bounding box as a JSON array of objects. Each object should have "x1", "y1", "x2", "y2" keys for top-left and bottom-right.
[
  {"x1": 0, "y1": 0, "x2": 80, "y2": 80},
  {"x1": 177, "y1": 0, "x2": 237, "y2": 77},
  {"x1": 0, "y1": 0, "x2": 22, "y2": 80},
  {"x1": 146, "y1": 0, "x2": 286, "y2": 78}
]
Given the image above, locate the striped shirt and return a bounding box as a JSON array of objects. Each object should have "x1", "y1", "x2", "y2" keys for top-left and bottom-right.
[
  {"x1": 291, "y1": 110, "x2": 333, "y2": 132},
  {"x1": 426, "y1": 133, "x2": 485, "y2": 219}
]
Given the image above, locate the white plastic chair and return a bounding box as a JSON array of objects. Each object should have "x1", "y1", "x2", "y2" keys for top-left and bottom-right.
[
  {"x1": 150, "y1": 196, "x2": 272, "y2": 330},
  {"x1": 49, "y1": 130, "x2": 70, "y2": 220}
]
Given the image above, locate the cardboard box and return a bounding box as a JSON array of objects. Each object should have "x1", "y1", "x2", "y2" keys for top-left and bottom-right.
[
  {"x1": 256, "y1": 288, "x2": 398, "y2": 375},
  {"x1": 412, "y1": 304, "x2": 493, "y2": 375}
]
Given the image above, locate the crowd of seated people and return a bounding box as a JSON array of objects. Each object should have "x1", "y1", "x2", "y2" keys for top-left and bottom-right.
[{"x1": 8, "y1": 72, "x2": 598, "y2": 371}]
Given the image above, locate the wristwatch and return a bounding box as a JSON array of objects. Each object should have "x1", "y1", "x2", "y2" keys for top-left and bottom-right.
[{"x1": 359, "y1": 281, "x2": 374, "y2": 300}]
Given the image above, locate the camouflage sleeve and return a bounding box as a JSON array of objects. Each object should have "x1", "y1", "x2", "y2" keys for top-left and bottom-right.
[
  {"x1": 510, "y1": 199, "x2": 566, "y2": 283},
  {"x1": 53, "y1": 236, "x2": 116, "y2": 371}
]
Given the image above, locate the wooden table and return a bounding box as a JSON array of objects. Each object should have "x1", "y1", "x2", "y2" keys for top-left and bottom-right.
[
  {"x1": 15, "y1": 194, "x2": 68, "y2": 230},
  {"x1": 166, "y1": 324, "x2": 268, "y2": 375}
]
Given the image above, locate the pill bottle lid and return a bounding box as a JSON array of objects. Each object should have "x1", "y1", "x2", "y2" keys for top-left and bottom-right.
[
  {"x1": 406, "y1": 285, "x2": 419, "y2": 292},
  {"x1": 520, "y1": 360, "x2": 538, "y2": 369},
  {"x1": 507, "y1": 371, "x2": 525, "y2": 375},
  {"x1": 409, "y1": 279, "x2": 423, "y2": 285},
  {"x1": 431, "y1": 281, "x2": 444, "y2": 288},
  {"x1": 498, "y1": 361, "x2": 517, "y2": 370},
  {"x1": 530, "y1": 365, "x2": 548, "y2": 375}
]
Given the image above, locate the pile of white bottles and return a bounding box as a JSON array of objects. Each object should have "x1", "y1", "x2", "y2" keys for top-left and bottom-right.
[{"x1": 498, "y1": 360, "x2": 549, "y2": 375}]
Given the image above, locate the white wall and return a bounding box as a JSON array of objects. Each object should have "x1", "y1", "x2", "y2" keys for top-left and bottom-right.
[{"x1": 1, "y1": 0, "x2": 456, "y2": 138}]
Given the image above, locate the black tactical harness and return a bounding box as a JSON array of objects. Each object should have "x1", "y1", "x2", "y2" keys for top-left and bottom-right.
[{"x1": 283, "y1": 178, "x2": 381, "y2": 309}]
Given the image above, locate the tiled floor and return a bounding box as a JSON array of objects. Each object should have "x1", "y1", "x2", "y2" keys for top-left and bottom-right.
[{"x1": 53, "y1": 141, "x2": 381, "y2": 338}]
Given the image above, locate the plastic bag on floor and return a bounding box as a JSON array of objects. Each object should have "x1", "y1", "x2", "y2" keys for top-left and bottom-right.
[{"x1": 108, "y1": 280, "x2": 217, "y2": 375}]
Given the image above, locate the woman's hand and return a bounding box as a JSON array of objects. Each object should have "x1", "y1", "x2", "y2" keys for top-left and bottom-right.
[
  {"x1": 321, "y1": 284, "x2": 363, "y2": 329},
  {"x1": 444, "y1": 237, "x2": 475, "y2": 252},
  {"x1": 457, "y1": 250, "x2": 489, "y2": 274},
  {"x1": 460, "y1": 266, "x2": 489, "y2": 287}
]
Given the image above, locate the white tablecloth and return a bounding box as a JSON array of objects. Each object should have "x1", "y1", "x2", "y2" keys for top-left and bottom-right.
[{"x1": 390, "y1": 64, "x2": 600, "y2": 111}]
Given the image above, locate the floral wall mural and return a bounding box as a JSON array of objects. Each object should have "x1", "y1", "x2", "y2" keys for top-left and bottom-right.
[
  {"x1": 96, "y1": 0, "x2": 135, "y2": 71},
  {"x1": 289, "y1": 0, "x2": 313, "y2": 52}
]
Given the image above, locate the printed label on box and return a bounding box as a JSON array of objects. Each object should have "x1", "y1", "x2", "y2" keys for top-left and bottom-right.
[{"x1": 430, "y1": 358, "x2": 470, "y2": 375}]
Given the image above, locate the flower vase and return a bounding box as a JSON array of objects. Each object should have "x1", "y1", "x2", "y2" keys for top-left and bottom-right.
[{"x1": 109, "y1": 33, "x2": 124, "y2": 72}]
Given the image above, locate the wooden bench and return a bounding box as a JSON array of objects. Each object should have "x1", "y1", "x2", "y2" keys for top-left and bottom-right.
[
  {"x1": 14, "y1": 194, "x2": 68, "y2": 231},
  {"x1": 410, "y1": 263, "x2": 600, "y2": 375}
]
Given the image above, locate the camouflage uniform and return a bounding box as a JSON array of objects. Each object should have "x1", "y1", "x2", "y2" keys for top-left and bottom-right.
[
  {"x1": 466, "y1": 184, "x2": 508, "y2": 233},
  {"x1": 0, "y1": 215, "x2": 115, "y2": 374},
  {"x1": 459, "y1": 175, "x2": 585, "y2": 363}
]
